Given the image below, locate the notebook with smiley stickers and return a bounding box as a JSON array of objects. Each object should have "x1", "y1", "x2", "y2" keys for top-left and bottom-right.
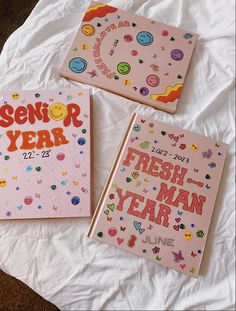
[
  {"x1": 88, "y1": 113, "x2": 228, "y2": 277},
  {"x1": 60, "y1": 1, "x2": 197, "y2": 113},
  {"x1": 0, "y1": 89, "x2": 92, "y2": 219}
]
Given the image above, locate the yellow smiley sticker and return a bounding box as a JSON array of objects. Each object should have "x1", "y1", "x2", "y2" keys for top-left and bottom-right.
[
  {"x1": 49, "y1": 103, "x2": 68, "y2": 121},
  {"x1": 11, "y1": 93, "x2": 20, "y2": 100},
  {"x1": 81, "y1": 24, "x2": 95, "y2": 36},
  {"x1": 184, "y1": 231, "x2": 193, "y2": 241},
  {"x1": 0, "y1": 179, "x2": 7, "y2": 188},
  {"x1": 190, "y1": 144, "x2": 198, "y2": 152}
]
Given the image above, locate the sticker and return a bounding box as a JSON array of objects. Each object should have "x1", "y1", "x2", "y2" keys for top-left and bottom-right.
[
  {"x1": 190, "y1": 144, "x2": 198, "y2": 152},
  {"x1": 128, "y1": 235, "x2": 137, "y2": 247},
  {"x1": 136, "y1": 31, "x2": 154, "y2": 46},
  {"x1": 171, "y1": 49, "x2": 184, "y2": 61},
  {"x1": 117, "y1": 62, "x2": 131, "y2": 75},
  {"x1": 172, "y1": 250, "x2": 184, "y2": 262},
  {"x1": 140, "y1": 87, "x2": 149, "y2": 96},
  {"x1": 117, "y1": 237, "x2": 124, "y2": 245},
  {"x1": 11, "y1": 93, "x2": 20, "y2": 100},
  {"x1": 161, "y1": 30, "x2": 169, "y2": 36},
  {"x1": 146, "y1": 75, "x2": 160, "y2": 87},
  {"x1": 133, "y1": 124, "x2": 141, "y2": 132},
  {"x1": 0, "y1": 179, "x2": 7, "y2": 187},
  {"x1": 196, "y1": 230, "x2": 204, "y2": 238},
  {"x1": 97, "y1": 232, "x2": 103, "y2": 238},
  {"x1": 24, "y1": 196, "x2": 33, "y2": 205},
  {"x1": 81, "y1": 24, "x2": 95, "y2": 36},
  {"x1": 131, "y1": 50, "x2": 138, "y2": 56},
  {"x1": 202, "y1": 149, "x2": 213, "y2": 159},
  {"x1": 124, "y1": 34, "x2": 133, "y2": 42},
  {"x1": 184, "y1": 231, "x2": 193, "y2": 241},
  {"x1": 71, "y1": 196, "x2": 80, "y2": 205},
  {"x1": 49, "y1": 103, "x2": 68, "y2": 121},
  {"x1": 183, "y1": 33, "x2": 193, "y2": 39},
  {"x1": 69, "y1": 57, "x2": 87, "y2": 73},
  {"x1": 133, "y1": 221, "x2": 145, "y2": 234},
  {"x1": 108, "y1": 227, "x2": 117, "y2": 237}
]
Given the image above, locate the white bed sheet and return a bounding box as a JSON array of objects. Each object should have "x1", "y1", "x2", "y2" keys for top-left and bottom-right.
[{"x1": 0, "y1": 0, "x2": 235, "y2": 310}]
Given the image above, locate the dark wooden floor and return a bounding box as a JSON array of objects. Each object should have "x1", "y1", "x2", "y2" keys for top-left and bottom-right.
[
  {"x1": 0, "y1": 0, "x2": 39, "y2": 52},
  {"x1": 0, "y1": 269, "x2": 60, "y2": 311}
]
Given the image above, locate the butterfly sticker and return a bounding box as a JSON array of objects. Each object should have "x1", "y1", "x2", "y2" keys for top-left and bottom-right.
[
  {"x1": 156, "y1": 255, "x2": 162, "y2": 261},
  {"x1": 75, "y1": 164, "x2": 80, "y2": 169},
  {"x1": 141, "y1": 119, "x2": 146, "y2": 123},
  {"x1": 177, "y1": 211, "x2": 183, "y2": 216},
  {"x1": 83, "y1": 113, "x2": 89, "y2": 118},
  {"x1": 82, "y1": 173, "x2": 87, "y2": 178},
  {"x1": 191, "y1": 251, "x2": 197, "y2": 258},
  {"x1": 120, "y1": 226, "x2": 126, "y2": 231},
  {"x1": 52, "y1": 205, "x2": 58, "y2": 211},
  {"x1": 12, "y1": 176, "x2": 18, "y2": 180},
  {"x1": 107, "y1": 216, "x2": 112, "y2": 222},
  {"x1": 37, "y1": 180, "x2": 42, "y2": 184},
  {"x1": 35, "y1": 193, "x2": 41, "y2": 198},
  {"x1": 17, "y1": 205, "x2": 23, "y2": 210},
  {"x1": 61, "y1": 171, "x2": 67, "y2": 176},
  {"x1": 194, "y1": 168, "x2": 199, "y2": 173},
  {"x1": 172, "y1": 250, "x2": 184, "y2": 263},
  {"x1": 148, "y1": 224, "x2": 153, "y2": 230},
  {"x1": 205, "y1": 184, "x2": 211, "y2": 189},
  {"x1": 73, "y1": 181, "x2": 79, "y2": 186}
]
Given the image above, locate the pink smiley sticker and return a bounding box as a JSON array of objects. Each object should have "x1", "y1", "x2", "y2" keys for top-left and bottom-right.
[{"x1": 146, "y1": 74, "x2": 160, "y2": 87}]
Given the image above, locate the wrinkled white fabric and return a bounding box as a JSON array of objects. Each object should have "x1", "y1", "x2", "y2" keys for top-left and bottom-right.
[{"x1": 0, "y1": 0, "x2": 235, "y2": 310}]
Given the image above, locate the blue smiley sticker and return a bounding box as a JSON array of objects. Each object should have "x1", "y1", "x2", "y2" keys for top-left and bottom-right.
[
  {"x1": 136, "y1": 31, "x2": 154, "y2": 46},
  {"x1": 69, "y1": 57, "x2": 87, "y2": 73}
]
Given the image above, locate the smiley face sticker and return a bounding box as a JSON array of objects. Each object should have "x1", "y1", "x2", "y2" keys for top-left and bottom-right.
[
  {"x1": 136, "y1": 31, "x2": 154, "y2": 46},
  {"x1": 0, "y1": 179, "x2": 7, "y2": 188},
  {"x1": 146, "y1": 75, "x2": 160, "y2": 87},
  {"x1": 117, "y1": 62, "x2": 131, "y2": 75},
  {"x1": 49, "y1": 103, "x2": 68, "y2": 121},
  {"x1": 171, "y1": 49, "x2": 184, "y2": 61},
  {"x1": 81, "y1": 24, "x2": 95, "y2": 36},
  {"x1": 11, "y1": 93, "x2": 20, "y2": 100},
  {"x1": 69, "y1": 57, "x2": 87, "y2": 73}
]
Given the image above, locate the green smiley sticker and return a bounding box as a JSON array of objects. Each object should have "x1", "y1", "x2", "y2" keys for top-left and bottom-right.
[{"x1": 117, "y1": 62, "x2": 131, "y2": 75}]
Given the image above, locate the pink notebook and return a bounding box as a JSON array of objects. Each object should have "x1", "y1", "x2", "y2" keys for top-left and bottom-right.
[
  {"x1": 60, "y1": 1, "x2": 197, "y2": 113},
  {"x1": 88, "y1": 113, "x2": 228, "y2": 277},
  {"x1": 0, "y1": 89, "x2": 92, "y2": 219}
]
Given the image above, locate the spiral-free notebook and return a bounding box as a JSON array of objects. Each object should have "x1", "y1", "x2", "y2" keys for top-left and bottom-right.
[
  {"x1": 88, "y1": 113, "x2": 228, "y2": 277},
  {"x1": 60, "y1": 1, "x2": 197, "y2": 113},
  {"x1": 0, "y1": 89, "x2": 92, "y2": 219}
]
